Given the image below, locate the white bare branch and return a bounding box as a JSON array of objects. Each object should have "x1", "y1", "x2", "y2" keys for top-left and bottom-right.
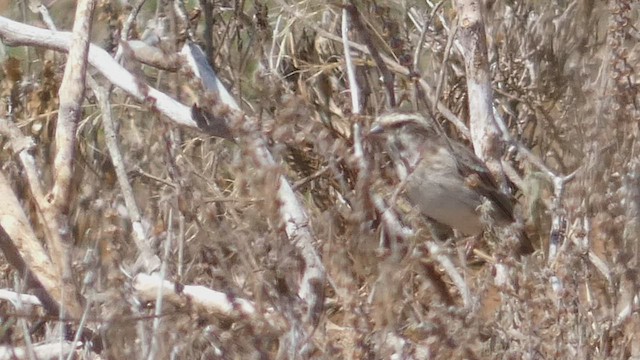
[{"x1": 134, "y1": 273, "x2": 259, "y2": 319}]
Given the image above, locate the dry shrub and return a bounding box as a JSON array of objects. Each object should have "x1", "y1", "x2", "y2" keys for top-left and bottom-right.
[{"x1": 0, "y1": 0, "x2": 639, "y2": 358}]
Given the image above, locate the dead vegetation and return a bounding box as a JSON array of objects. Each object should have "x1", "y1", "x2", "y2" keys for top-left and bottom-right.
[{"x1": 0, "y1": 0, "x2": 639, "y2": 358}]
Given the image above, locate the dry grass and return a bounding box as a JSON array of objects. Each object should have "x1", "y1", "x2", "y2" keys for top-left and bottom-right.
[{"x1": 0, "y1": 0, "x2": 639, "y2": 358}]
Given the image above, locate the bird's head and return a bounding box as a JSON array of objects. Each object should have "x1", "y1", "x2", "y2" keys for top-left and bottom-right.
[{"x1": 368, "y1": 113, "x2": 439, "y2": 179}]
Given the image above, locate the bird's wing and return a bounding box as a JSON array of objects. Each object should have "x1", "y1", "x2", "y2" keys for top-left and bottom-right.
[{"x1": 447, "y1": 141, "x2": 515, "y2": 222}]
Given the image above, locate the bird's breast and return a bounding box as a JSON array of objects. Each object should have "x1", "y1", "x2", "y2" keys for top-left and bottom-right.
[{"x1": 406, "y1": 167, "x2": 484, "y2": 236}]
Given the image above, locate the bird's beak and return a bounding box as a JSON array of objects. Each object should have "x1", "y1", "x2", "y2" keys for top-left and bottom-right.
[{"x1": 368, "y1": 124, "x2": 384, "y2": 136}]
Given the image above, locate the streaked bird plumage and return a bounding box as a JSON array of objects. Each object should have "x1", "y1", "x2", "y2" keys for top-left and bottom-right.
[{"x1": 370, "y1": 113, "x2": 533, "y2": 255}]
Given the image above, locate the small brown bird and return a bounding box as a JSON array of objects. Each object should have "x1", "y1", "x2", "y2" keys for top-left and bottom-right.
[{"x1": 369, "y1": 112, "x2": 533, "y2": 255}]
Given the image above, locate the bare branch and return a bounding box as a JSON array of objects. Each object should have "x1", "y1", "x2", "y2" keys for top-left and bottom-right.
[
  {"x1": 345, "y1": 2, "x2": 396, "y2": 108},
  {"x1": 0, "y1": 342, "x2": 78, "y2": 360},
  {"x1": 0, "y1": 118, "x2": 82, "y2": 318},
  {"x1": 182, "y1": 41, "x2": 326, "y2": 343},
  {"x1": 454, "y1": 0, "x2": 503, "y2": 173},
  {"x1": 341, "y1": 6, "x2": 361, "y2": 114},
  {"x1": 134, "y1": 273, "x2": 259, "y2": 319},
  {"x1": 51, "y1": 0, "x2": 95, "y2": 211},
  {"x1": 44, "y1": 2, "x2": 96, "y2": 303},
  {"x1": 0, "y1": 221, "x2": 59, "y2": 315},
  {"x1": 0, "y1": 16, "x2": 199, "y2": 132},
  {"x1": 88, "y1": 77, "x2": 160, "y2": 272}
]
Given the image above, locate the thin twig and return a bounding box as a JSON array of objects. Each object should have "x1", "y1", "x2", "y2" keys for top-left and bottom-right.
[
  {"x1": 88, "y1": 77, "x2": 160, "y2": 272},
  {"x1": 433, "y1": 20, "x2": 457, "y2": 112},
  {"x1": 345, "y1": 2, "x2": 396, "y2": 108},
  {"x1": 147, "y1": 209, "x2": 173, "y2": 360},
  {"x1": 412, "y1": 0, "x2": 449, "y2": 72},
  {"x1": 341, "y1": 6, "x2": 361, "y2": 114},
  {"x1": 281, "y1": 11, "x2": 470, "y2": 137}
]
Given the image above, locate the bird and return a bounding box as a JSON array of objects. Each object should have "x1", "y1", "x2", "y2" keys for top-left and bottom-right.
[{"x1": 369, "y1": 112, "x2": 534, "y2": 255}]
